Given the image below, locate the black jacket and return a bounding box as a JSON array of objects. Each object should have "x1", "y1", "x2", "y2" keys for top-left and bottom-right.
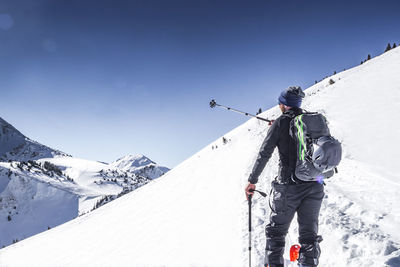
[{"x1": 248, "y1": 107, "x2": 303, "y2": 184}]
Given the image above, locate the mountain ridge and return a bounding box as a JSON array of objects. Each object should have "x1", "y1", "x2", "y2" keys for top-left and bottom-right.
[{"x1": 0, "y1": 117, "x2": 69, "y2": 162}]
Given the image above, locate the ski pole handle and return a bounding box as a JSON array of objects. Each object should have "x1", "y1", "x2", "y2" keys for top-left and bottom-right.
[
  {"x1": 249, "y1": 189, "x2": 267, "y2": 197},
  {"x1": 209, "y1": 99, "x2": 217, "y2": 108},
  {"x1": 248, "y1": 195, "x2": 252, "y2": 231}
]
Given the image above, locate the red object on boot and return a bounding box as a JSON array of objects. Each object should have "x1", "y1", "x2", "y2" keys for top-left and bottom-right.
[{"x1": 290, "y1": 244, "x2": 301, "y2": 262}]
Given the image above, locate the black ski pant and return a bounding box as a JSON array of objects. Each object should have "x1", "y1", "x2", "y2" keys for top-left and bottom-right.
[{"x1": 265, "y1": 180, "x2": 324, "y2": 267}]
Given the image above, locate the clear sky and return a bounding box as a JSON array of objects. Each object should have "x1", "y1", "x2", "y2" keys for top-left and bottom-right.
[{"x1": 1, "y1": 0, "x2": 399, "y2": 168}]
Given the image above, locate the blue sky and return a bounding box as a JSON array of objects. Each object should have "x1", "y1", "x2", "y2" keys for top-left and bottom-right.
[{"x1": 1, "y1": 0, "x2": 399, "y2": 168}]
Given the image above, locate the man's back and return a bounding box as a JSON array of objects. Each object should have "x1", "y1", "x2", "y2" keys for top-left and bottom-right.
[
  {"x1": 248, "y1": 107, "x2": 303, "y2": 185},
  {"x1": 274, "y1": 107, "x2": 303, "y2": 184}
]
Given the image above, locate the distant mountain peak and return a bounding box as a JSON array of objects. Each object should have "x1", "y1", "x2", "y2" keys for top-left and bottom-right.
[
  {"x1": 0, "y1": 117, "x2": 68, "y2": 162},
  {"x1": 110, "y1": 154, "x2": 155, "y2": 170},
  {"x1": 0, "y1": 117, "x2": 27, "y2": 155},
  {"x1": 109, "y1": 154, "x2": 169, "y2": 180}
]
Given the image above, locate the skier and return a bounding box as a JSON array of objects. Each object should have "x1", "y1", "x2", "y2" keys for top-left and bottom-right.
[{"x1": 245, "y1": 86, "x2": 324, "y2": 267}]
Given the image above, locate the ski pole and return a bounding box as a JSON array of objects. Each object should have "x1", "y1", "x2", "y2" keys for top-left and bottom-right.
[
  {"x1": 209, "y1": 100, "x2": 273, "y2": 124},
  {"x1": 247, "y1": 189, "x2": 267, "y2": 267},
  {"x1": 248, "y1": 194, "x2": 252, "y2": 267}
]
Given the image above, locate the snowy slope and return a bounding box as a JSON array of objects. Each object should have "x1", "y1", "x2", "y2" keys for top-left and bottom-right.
[
  {"x1": 0, "y1": 163, "x2": 78, "y2": 247},
  {"x1": 0, "y1": 118, "x2": 169, "y2": 249},
  {"x1": 0, "y1": 47, "x2": 399, "y2": 266},
  {"x1": 0, "y1": 161, "x2": 79, "y2": 248},
  {"x1": 0, "y1": 154, "x2": 165, "y2": 249}
]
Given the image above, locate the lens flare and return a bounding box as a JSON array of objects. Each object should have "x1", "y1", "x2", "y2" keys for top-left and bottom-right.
[{"x1": 316, "y1": 175, "x2": 324, "y2": 184}]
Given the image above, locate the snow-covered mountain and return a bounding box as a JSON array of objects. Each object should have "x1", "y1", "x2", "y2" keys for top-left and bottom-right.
[
  {"x1": 0, "y1": 47, "x2": 399, "y2": 266},
  {"x1": 111, "y1": 154, "x2": 155, "y2": 170},
  {"x1": 0, "y1": 119, "x2": 169, "y2": 249},
  {"x1": 110, "y1": 154, "x2": 170, "y2": 179},
  {"x1": 0, "y1": 117, "x2": 69, "y2": 161}
]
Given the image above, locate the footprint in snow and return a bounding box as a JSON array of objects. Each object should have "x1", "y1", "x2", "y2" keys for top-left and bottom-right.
[
  {"x1": 256, "y1": 218, "x2": 265, "y2": 227},
  {"x1": 384, "y1": 241, "x2": 399, "y2": 256}
]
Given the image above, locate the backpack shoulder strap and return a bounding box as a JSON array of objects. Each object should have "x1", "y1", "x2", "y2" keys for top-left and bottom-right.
[{"x1": 283, "y1": 108, "x2": 304, "y2": 120}]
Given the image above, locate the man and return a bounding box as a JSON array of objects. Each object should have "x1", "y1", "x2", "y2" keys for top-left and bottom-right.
[{"x1": 245, "y1": 86, "x2": 324, "y2": 267}]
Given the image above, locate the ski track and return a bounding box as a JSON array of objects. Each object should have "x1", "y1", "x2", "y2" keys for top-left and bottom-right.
[
  {"x1": 241, "y1": 93, "x2": 400, "y2": 267},
  {"x1": 244, "y1": 158, "x2": 400, "y2": 266}
]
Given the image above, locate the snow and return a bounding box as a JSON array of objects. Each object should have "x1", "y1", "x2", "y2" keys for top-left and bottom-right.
[
  {"x1": 0, "y1": 47, "x2": 399, "y2": 266},
  {"x1": 110, "y1": 154, "x2": 169, "y2": 179},
  {"x1": 110, "y1": 154, "x2": 155, "y2": 170},
  {"x1": 39, "y1": 157, "x2": 120, "y2": 195},
  {"x1": 0, "y1": 153, "x2": 168, "y2": 248},
  {"x1": 0, "y1": 163, "x2": 78, "y2": 248}
]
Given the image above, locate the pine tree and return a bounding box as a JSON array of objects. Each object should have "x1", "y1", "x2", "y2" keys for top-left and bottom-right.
[
  {"x1": 367, "y1": 54, "x2": 371, "y2": 60},
  {"x1": 333, "y1": 71, "x2": 336, "y2": 75},
  {"x1": 385, "y1": 43, "x2": 392, "y2": 52},
  {"x1": 393, "y1": 43, "x2": 397, "y2": 48}
]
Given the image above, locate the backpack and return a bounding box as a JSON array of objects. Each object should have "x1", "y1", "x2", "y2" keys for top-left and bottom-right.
[{"x1": 289, "y1": 112, "x2": 342, "y2": 182}]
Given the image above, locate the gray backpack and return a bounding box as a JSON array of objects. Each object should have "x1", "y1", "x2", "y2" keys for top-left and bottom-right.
[{"x1": 290, "y1": 112, "x2": 342, "y2": 182}]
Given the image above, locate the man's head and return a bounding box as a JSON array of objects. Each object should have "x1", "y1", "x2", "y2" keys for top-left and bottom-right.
[{"x1": 278, "y1": 86, "x2": 305, "y2": 112}]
